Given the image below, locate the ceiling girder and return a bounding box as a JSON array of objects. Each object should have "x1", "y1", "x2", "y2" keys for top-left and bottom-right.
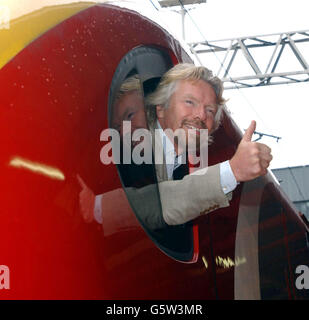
[{"x1": 188, "y1": 30, "x2": 309, "y2": 89}]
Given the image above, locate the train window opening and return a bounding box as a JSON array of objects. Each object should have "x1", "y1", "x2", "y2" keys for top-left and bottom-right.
[{"x1": 108, "y1": 46, "x2": 196, "y2": 262}]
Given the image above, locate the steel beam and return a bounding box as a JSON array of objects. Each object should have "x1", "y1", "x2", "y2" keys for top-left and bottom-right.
[{"x1": 188, "y1": 30, "x2": 309, "y2": 89}]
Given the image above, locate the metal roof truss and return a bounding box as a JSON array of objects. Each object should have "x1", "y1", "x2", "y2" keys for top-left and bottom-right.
[{"x1": 189, "y1": 30, "x2": 309, "y2": 89}]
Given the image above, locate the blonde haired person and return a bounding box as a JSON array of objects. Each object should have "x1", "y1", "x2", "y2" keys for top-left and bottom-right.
[{"x1": 145, "y1": 63, "x2": 272, "y2": 225}]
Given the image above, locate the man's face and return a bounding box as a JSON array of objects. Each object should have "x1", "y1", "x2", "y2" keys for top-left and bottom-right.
[
  {"x1": 112, "y1": 90, "x2": 147, "y2": 148},
  {"x1": 156, "y1": 79, "x2": 218, "y2": 153}
]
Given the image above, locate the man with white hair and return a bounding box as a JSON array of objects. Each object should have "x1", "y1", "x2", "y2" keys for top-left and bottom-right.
[{"x1": 145, "y1": 63, "x2": 272, "y2": 225}]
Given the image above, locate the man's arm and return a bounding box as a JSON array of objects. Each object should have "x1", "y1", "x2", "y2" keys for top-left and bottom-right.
[
  {"x1": 78, "y1": 121, "x2": 272, "y2": 229},
  {"x1": 159, "y1": 163, "x2": 230, "y2": 225},
  {"x1": 78, "y1": 168, "x2": 230, "y2": 230}
]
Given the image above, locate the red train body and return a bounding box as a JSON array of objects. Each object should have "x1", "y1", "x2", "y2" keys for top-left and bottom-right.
[{"x1": 0, "y1": 2, "x2": 308, "y2": 299}]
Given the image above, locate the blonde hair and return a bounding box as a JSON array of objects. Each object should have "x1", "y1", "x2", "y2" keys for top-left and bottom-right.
[
  {"x1": 115, "y1": 74, "x2": 142, "y2": 101},
  {"x1": 146, "y1": 63, "x2": 226, "y2": 133},
  {"x1": 111, "y1": 75, "x2": 143, "y2": 129}
]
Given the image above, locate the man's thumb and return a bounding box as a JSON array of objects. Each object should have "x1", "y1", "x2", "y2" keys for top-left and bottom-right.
[{"x1": 243, "y1": 120, "x2": 256, "y2": 142}]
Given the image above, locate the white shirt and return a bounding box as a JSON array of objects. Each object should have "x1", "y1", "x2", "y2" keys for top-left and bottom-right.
[{"x1": 156, "y1": 120, "x2": 182, "y2": 180}]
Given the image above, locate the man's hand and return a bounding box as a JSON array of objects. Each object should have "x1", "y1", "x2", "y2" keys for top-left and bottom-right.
[
  {"x1": 229, "y1": 121, "x2": 273, "y2": 182},
  {"x1": 77, "y1": 175, "x2": 95, "y2": 223}
]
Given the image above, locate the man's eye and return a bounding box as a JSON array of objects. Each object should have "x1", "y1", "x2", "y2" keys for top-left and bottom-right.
[
  {"x1": 126, "y1": 112, "x2": 135, "y2": 120},
  {"x1": 185, "y1": 100, "x2": 194, "y2": 105},
  {"x1": 206, "y1": 107, "x2": 216, "y2": 115}
]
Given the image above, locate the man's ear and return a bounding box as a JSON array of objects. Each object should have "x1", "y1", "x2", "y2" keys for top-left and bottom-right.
[{"x1": 156, "y1": 105, "x2": 165, "y2": 119}]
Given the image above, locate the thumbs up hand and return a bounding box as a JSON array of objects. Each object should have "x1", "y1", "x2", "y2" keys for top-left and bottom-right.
[
  {"x1": 229, "y1": 121, "x2": 273, "y2": 182},
  {"x1": 242, "y1": 119, "x2": 257, "y2": 142},
  {"x1": 77, "y1": 174, "x2": 95, "y2": 223}
]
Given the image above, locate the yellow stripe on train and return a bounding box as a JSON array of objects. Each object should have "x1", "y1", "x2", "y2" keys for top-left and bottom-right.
[{"x1": 0, "y1": 2, "x2": 95, "y2": 70}]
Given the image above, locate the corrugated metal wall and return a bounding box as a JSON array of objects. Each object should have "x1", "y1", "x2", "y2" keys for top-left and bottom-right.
[{"x1": 272, "y1": 165, "x2": 309, "y2": 219}]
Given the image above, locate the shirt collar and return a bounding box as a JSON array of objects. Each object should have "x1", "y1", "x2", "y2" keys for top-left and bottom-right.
[
  {"x1": 156, "y1": 120, "x2": 183, "y2": 168},
  {"x1": 156, "y1": 120, "x2": 175, "y2": 162}
]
